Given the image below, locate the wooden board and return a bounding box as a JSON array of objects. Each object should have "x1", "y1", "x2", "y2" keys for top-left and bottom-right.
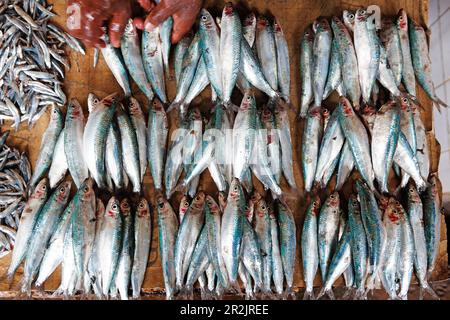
[{"x1": 0, "y1": 0, "x2": 447, "y2": 295}]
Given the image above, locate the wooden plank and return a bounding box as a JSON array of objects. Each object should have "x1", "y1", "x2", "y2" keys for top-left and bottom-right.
[{"x1": 0, "y1": 0, "x2": 446, "y2": 295}]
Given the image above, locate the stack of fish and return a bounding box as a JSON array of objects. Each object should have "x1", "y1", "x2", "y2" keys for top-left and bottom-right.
[
  {"x1": 157, "y1": 179, "x2": 296, "y2": 300},
  {"x1": 301, "y1": 9, "x2": 435, "y2": 195},
  {"x1": 301, "y1": 178, "x2": 441, "y2": 300},
  {"x1": 6, "y1": 177, "x2": 152, "y2": 300},
  {"x1": 0, "y1": 130, "x2": 31, "y2": 258},
  {"x1": 0, "y1": 0, "x2": 84, "y2": 129}
]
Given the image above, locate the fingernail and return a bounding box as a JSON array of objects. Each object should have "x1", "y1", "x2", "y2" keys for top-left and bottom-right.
[{"x1": 145, "y1": 22, "x2": 156, "y2": 31}]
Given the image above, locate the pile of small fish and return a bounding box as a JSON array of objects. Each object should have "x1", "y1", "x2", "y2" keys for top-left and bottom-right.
[
  {"x1": 301, "y1": 177, "x2": 441, "y2": 300},
  {"x1": 101, "y1": 3, "x2": 290, "y2": 119},
  {"x1": 157, "y1": 180, "x2": 296, "y2": 300},
  {"x1": 0, "y1": 130, "x2": 31, "y2": 258},
  {"x1": 6, "y1": 177, "x2": 152, "y2": 300},
  {"x1": 0, "y1": 0, "x2": 85, "y2": 129}
]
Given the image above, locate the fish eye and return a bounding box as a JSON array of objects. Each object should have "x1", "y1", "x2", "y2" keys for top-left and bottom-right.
[
  {"x1": 112, "y1": 204, "x2": 118, "y2": 210},
  {"x1": 139, "y1": 202, "x2": 144, "y2": 209},
  {"x1": 158, "y1": 202, "x2": 164, "y2": 209},
  {"x1": 261, "y1": 205, "x2": 266, "y2": 210},
  {"x1": 349, "y1": 14, "x2": 354, "y2": 19},
  {"x1": 41, "y1": 185, "x2": 46, "y2": 190},
  {"x1": 393, "y1": 209, "x2": 397, "y2": 214},
  {"x1": 93, "y1": 98, "x2": 99, "y2": 104},
  {"x1": 83, "y1": 186, "x2": 89, "y2": 192},
  {"x1": 201, "y1": 15, "x2": 207, "y2": 21},
  {"x1": 360, "y1": 9, "x2": 366, "y2": 14},
  {"x1": 233, "y1": 186, "x2": 238, "y2": 191},
  {"x1": 60, "y1": 187, "x2": 65, "y2": 193},
  {"x1": 330, "y1": 194, "x2": 335, "y2": 199}
]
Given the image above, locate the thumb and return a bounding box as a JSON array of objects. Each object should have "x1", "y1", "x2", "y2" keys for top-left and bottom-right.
[
  {"x1": 143, "y1": 2, "x2": 178, "y2": 31},
  {"x1": 109, "y1": 11, "x2": 130, "y2": 48}
]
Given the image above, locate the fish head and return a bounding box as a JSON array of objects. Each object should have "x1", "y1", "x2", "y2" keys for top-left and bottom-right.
[
  {"x1": 191, "y1": 191, "x2": 206, "y2": 211},
  {"x1": 308, "y1": 106, "x2": 322, "y2": 119},
  {"x1": 240, "y1": 92, "x2": 255, "y2": 111},
  {"x1": 244, "y1": 12, "x2": 256, "y2": 27},
  {"x1": 223, "y1": 2, "x2": 236, "y2": 17},
  {"x1": 343, "y1": 10, "x2": 355, "y2": 27},
  {"x1": 256, "y1": 15, "x2": 269, "y2": 30},
  {"x1": 250, "y1": 191, "x2": 262, "y2": 205},
  {"x1": 327, "y1": 192, "x2": 340, "y2": 208},
  {"x1": 151, "y1": 98, "x2": 165, "y2": 113},
  {"x1": 261, "y1": 107, "x2": 273, "y2": 123},
  {"x1": 339, "y1": 96, "x2": 354, "y2": 117},
  {"x1": 67, "y1": 98, "x2": 84, "y2": 120},
  {"x1": 32, "y1": 178, "x2": 49, "y2": 200},
  {"x1": 55, "y1": 181, "x2": 71, "y2": 204},
  {"x1": 397, "y1": 9, "x2": 408, "y2": 31},
  {"x1": 378, "y1": 195, "x2": 390, "y2": 212},
  {"x1": 87, "y1": 93, "x2": 100, "y2": 112},
  {"x1": 106, "y1": 197, "x2": 120, "y2": 218},
  {"x1": 228, "y1": 178, "x2": 244, "y2": 202},
  {"x1": 199, "y1": 9, "x2": 216, "y2": 30},
  {"x1": 255, "y1": 199, "x2": 269, "y2": 218},
  {"x1": 120, "y1": 198, "x2": 131, "y2": 217},
  {"x1": 321, "y1": 108, "x2": 330, "y2": 122},
  {"x1": 50, "y1": 105, "x2": 63, "y2": 121},
  {"x1": 179, "y1": 195, "x2": 190, "y2": 217},
  {"x1": 348, "y1": 194, "x2": 360, "y2": 212},
  {"x1": 101, "y1": 93, "x2": 119, "y2": 107},
  {"x1": 314, "y1": 17, "x2": 331, "y2": 33},
  {"x1": 303, "y1": 25, "x2": 314, "y2": 42},
  {"x1": 361, "y1": 103, "x2": 376, "y2": 116},
  {"x1": 205, "y1": 195, "x2": 221, "y2": 215},
  {"x1": 310, "y1": 196, "x2": 321, "y2": 216},
  {"x1": 218, "y1": 192, "x2": 227, "y2": 211},
  {"x1": 398, "y1": 95, "x2": 412, "y2": 112},
  {"x1": 268, "y1": 202, "x2": 277, "y2": 220},
  {"x1": 407, "y1": 183, "x2": 421, "y2": 203},
  {"x1": 79, "y1": 178, "x2": 95, "y2": 202},
  {"x1": 128, "y1": 97, "x2": 143, "y2": 118},
  {"x1": 95, "y1": 199, "x2": 105, "y2": 219},
  {"x1": 384, "y1": 197, "x2": 401, "y2": 224},
  {"x1": 123, "y1": 19, "x2": 138, "y2": 37},
  {"x1": 428, "y1": 175, "x2": 439, "y2": 197},
  {"x1": 273, "y1": 18, "x2": 283, "y2": 34},
  {"x1": 137, "y1": 198, "x2": 150, "y2": 217},
  {"x1": 355, "y1": 8, "x2": 369, "y2": 22}
]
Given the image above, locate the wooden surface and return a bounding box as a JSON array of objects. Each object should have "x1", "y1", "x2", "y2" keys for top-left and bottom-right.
[{"x1": 0, "y1": 0, "x2": 447, "y2": 295}]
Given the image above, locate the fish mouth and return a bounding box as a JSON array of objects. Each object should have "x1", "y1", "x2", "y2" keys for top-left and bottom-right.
[{"x1": 224, "y1": 3, "x2": 233, "y2": 15}]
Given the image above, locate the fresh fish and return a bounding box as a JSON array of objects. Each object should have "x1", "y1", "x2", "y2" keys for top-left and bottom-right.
[
  {"x1": 160, "y1": 17, "x2": 173, "y2": 79},
  {"x1": 397, "y1": 9, "x2": 416, "y2": 96},
  {"x1": 142, "y1": 28, "x2": 167, "y2": 103},
  {"x1": 354, "y1": 8, "x2": 380, "y2": 104},
  {"x1": 380, "y1": 18, "x2": 403, "y2": 87},
  {"x1": 101, "y1": 36, "x2": 132, "y2": 97},
  {"x1": 269, "y1": 205, "x2": 284, "y2": 296},
  {"x1": 220, "y1": 3, "x2": 242, "y2": 106},
  {"x1": 261, "y1": 107, "x2": 281, "y2": 183},
  {"x1": 83, "y1": 94, "x2": 117, "y2": 189},
  {"x1": 243, "y1": 13, "x2": 257, "y2": 47},
  {"x1": 6, "y1": 178, "x2": 48, "y2": 282},
  {"x1": 274, "y1": 19, "x2": 291, "y2": 103},
  {"x1": 312, "y1": 18, "x2": 332, "y2": 108},
  {"x1": 174, "y1": 192, "x2": 205, "y2": 290},
  {"x1": 64, "y1": 99, "x2": 89, "y2": 188},
  {"x1": 256, "y1": 16, "x2": 278, "y2": 91},
  {"x1": 147, "y1": 99, "x2": 168, "y2": 190},
  {"x1": 117, "y1": 103, "x2": 141, "y2": 193},
  {"x1": 121, "y1": 20, "x2": 154, "y2": 101},
  {"x1": 299, "y1": 26, "x2": 314, "y2": 118},
  {"x1": 221, "y1": 179, "x2": 246, "y2": 288},
  {"x1": 337, "y1": 97, "x2": 375, "y2": 191},
  {"x1": 29, "y1": 105, "x2": 63, "y2": 187},
  {"x1": 115, "y1": 198, "x2": 133, "y2": 300},
  {"x1": 48, "y1": 129, "x2": 68, "y2": 189},
  {"x1": 174, "y1": 32, "x2": 194, "y2": 85},
  {"x1": 378, "y1": 45, "x2": 401, "y2": 97},
  {"x1": 275, "y1": 104, "x2": 296, "y2": 189},
  {"x1": 301, "y1": 197, "x2": 320, "y2": 300},
  {"x1": 253, "y1": 198, "x2": 272, "y2": 294},
  {"x1": 413, "y1": 104, "x2": 430, "y2": 180},
  {"x1": 323, "y1": 38, "x2": 343, "y2": 100},
  {"x1": 302, "y1": 106, "x2": 323, "y2": 192},
  {"x1": 331, "y1": 16, "x2": 361, "y2": 109},
  {"x1": 128, "y1": 98, "x2": 147, "y2": 182},
  {"x1": 88, "y1": 198, "x2": 105, "y2": 297},
  {"x1": 156, "y1": 196, "x2": 178, "y2": 300},
  {"x1": 371, "y1": 101, "x2": 400, "y2": 193},
  {"x1": 343, "y1": 10, "x2": 355, "y2": 33},
  {"x1": 105, "y1": 121, "x2": 125, "y2": 189},
  {"x1": 241, "y1": 216, "x2": 264, "y2": 292}
]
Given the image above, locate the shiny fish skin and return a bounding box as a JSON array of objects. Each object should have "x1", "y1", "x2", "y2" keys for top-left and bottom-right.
[
  {"x1": 269, "y1": 206, "x2": 284, "y2": 296},
  {"x1": 199, "y1": 9, "x2": 223, "y2": 100},
  {"x1": 331, "y1": 17, "x2": 361, "y2": 109},
  {"x1": 378, "y1": 45, "x2": 401, "y2": 97},
  {"x1": 142, "y1": 29, "x2": 167, "y2": 104},
  {"x1": 397, "y1": 9, "x2": 416, "y2": 96},
  {"x1": 380, "y1": 18, "x2": 403, "y2": 87},
  {"x1": 184, "y1": 227, "x2": 209, "y2": 297},
  {"x1": 7, "y1": 178, "x2": 48, "y2": 282},
  {"x1": 220, "y1": 3, "x2": 242, "y2": 106},
  {"x1": 174, "y1": 192, "x2": 205, "y2": 290},
  {"x1": 323, "y1": 38, "x2": 343, "y2": 100},
  {"x1": 115, "y1": 199, "x2": 133, "y2": 300},
  {"x1": 302, "y1": 107, "x2": 323, "y2": 193},
  {"x1": 318, "y1": 193, "x2": 340, "y2": 282},
  {"x1": 243, "y1": 13, "x2": 257, "y2": 47},
  {"x1": 48, "y1": 129, "x2": 68, "y2": 189},
  {"x1": 29, "y1": 106, "x2": 63, "y2": 188},
  {"x1": 117, "y1": 104, "x2": 141, "y2": 193},
  {"x1": 414, "y1": 107, "x2": 430, "y2": 180},
  {"x1": 343, "y1": 10, "x2": 355, "y2": 33},
  {"x1": 64, "y1": 99, "x2": 89, "y2": 188},
  {"x1": 256, "y1": 16, "x2": 278, "y2": 91},
  {"x1": 274, "y1": 19, "x2": 291, "y2": 103},
  {"x1": 371, "y1": 101, "x2": 400, "y2": 193},
  {"x1": 397, "y1": 200, "x2": 415, "y2": 300},
  {"x1": 275, "y1": 104, "x2": 296, "y2": 189},
  {"x1": 337, "y1": 97, "x2": 375, "y2": 191},
  {"x1": 174, "y1": 32, "x2": 194, "y2": 85},
  {"x1": 301, "y1": 197, "x2": 320, "y2": 300},
  {"x1": 312, "y1": 18, "x2": 332, "y2": 108},
  {"x1": 299, "y1": 26, "x2": 314, "y2": 118},
  {"x1": 105, "y1": 121, "x2": 125, "y2": 189},
  {"x1": 128, "y1": 98, "x2": 147, "y2": 183},
  {"x1": 156, "y1": 196, "x2": 178, "y2": 300},
  {"x1": 160, "y1": 17, "x2": 173, "y2": 79},
  {"x1": 147, "y1": 99, "x2": 168, "y2": 190},
  {"x1": 241, "y1": 216, "x2": 264, "y2": 292},
  {"x1": 101, "y1": 38, "x2": 132, "y2": 97},
  {"x1": 221, "y1": 179, "x2": 246, "y2": 288},
  {"x1": 121, "y1": 20, "x2": 154, "y2": 101},
  {"x1": 261, "y1": 107, "x2": 281, "y2": 183},
  {"x1": 83, "y1": 95, "x2": 117, "y2": 189},
  {"x1": 354, "y1": 9, "x2": 380, "y2": 104},
  {"x1": 423, "y1": 175, "x2": 441, "y2": 277}
]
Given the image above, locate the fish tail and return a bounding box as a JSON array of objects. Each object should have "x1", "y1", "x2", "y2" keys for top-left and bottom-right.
[
  {"x1": 224, "y1": 101, "x2": 240, "y2": 113},
  {"x1": 179, "y1": 285, "x2": 194, "y2": 300},
  {"x1": 342, "y1": 287, "x2": 355, "y2": 300},
  {"x1": 166, "y1": 100, "x2": 182, "y2": 114},
  {"x1": 354, "y1": 288, "x2": 368, "y2": 300},
  {"x1": 282, "y1": 286, "x2": 296, "y2": 300},
  {"x1": 200, "y1": 287, "x2": 212, "y2": 300},
  {"x1": 302, "y1": 288, "x2": 315, "y2": 300},
  {"x1": 422, "y1": 283, "x2": 440, "y2": 300},
  {"x1": 433, "y1": 96, "x2": 448, "y2": 111}
]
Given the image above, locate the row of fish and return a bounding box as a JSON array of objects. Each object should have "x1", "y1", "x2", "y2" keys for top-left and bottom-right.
[
  {"x1": 101, "y1": 3, "x2": 290, "y2": 119},
  {"x1": 0, "y1": 0, "x2": 84, "y2": 129},
  {"x1": 0, "y1": 130, "x2": 31, "y2": 258},
  {"x1": 157, "y1": 179, "x2": 296, "y2": 300},
  {"x1": 301, "y1": 178, "x2": 442, "y2": 300},
  {"x1": 299, "y1": 8, "x2": 447, "y2": 120},
  {"x1": 6, "y1": 177, "x2": 152, "y2": 300}
]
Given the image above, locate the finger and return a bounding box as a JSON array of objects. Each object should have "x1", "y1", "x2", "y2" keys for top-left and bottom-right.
[
  {"x1": 143, "y1": 3, "x2": 178, "y2": 31},
  {"x1": 133, "y1": 17, "x2": 145, "y2": 30},
  {"x1": 136, "y1": 0, "x2": 155, "y2": 12},
  {"x1": 83, "y1": 15, "x2": 107, "y2": 48},
  {"x1": 171, "y1": 3, "x2": 201, "y2": 44},
  {"x1": 109, "y1": 11, "x2": 130, "y2": 48}
]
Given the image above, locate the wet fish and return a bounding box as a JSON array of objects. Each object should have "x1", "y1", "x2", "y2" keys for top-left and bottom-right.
[
  {"x1": 299, "y1": 26, "x2": 314, "y2": 118},
  {"x1": 312, "y1": 18, "x2": 332, "y2": 108},
  {"x1": 302, "y1": 106, "x2": 323, "y2": 192},
  {"x1": 397, "y1": 9, "x2": 416, "y2": 96}
]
